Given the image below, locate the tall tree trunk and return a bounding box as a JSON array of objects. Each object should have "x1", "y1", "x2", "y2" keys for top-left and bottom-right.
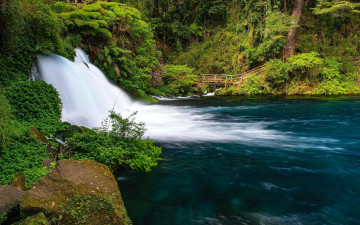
[
  {"x1": 284, "y1": 0, "x2": 304, "y2": 59},
  {"x1": 153, "y1": 0, "x2": 160, "y2": 17}
]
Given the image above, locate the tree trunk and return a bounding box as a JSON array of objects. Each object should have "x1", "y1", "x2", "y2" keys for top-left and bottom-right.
[
  {"x1": 153, "y1": 0, "x2": 160, "y2": 17},
  {"x1": 284, "y1": 0, "x2": 305, "y2": 59}
]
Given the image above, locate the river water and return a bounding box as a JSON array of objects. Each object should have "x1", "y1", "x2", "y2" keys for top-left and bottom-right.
[{"x1": 118, "y1": 96, "x2": 360, "y2": 225}]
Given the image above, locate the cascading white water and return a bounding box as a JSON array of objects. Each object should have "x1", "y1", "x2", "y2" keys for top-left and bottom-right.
[
  {"x1": 36, "y1": 48, "x2": 132, "y2": 127},
  {"x1": 35, "y1": 49, "x2": 335, "y2": 148}
]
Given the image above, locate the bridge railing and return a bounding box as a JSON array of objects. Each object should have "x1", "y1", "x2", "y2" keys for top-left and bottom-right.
[{"x1": 200, "y1": 65, "x2": 265, "y2": 86}]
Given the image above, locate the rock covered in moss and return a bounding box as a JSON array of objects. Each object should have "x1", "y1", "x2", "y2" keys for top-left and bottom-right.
[
  {"x1": 9, "y1": 173, "x2": 27, "y2": 191},
  {"x1": 0, "y1": 185, "x2": 25, "y2": 220},
  {"x1": 20, "y1": 159, "x2": 131, "y2": 224},
  {"x1": 12, "y1": 212, "x2": 50, "y2": 225}
]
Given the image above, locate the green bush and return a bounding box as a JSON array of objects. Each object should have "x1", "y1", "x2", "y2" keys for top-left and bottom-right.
[
  {"x1": 67, "y1": 134, "x2": 162, "y2": 172},
  {"x1": 160, "y1": 65, "x2": 199, "y2": 96},
  {"x1": 0, "y1": 93, "x2": 13, "y2": 150},
  {"x1": 314, "y1": 58, "x2": 360, "y2": 95},
  {"x1": 287, "y1": 52, "x2": 324, "y2": 76},
  {"x1": 0, "y1": 0, "x2": 74, "y2": 87},
  {"x1": 264, "y1": 59, "x2": 289, "y2": 88},
  {"x1": 262, "y1": 54, "x2": 360, "y2": 95},
  {"x1": 5, "y1": 81, "x2": 63, "y2": 134},
  {"x1": 227, "y1": 73, "x2": 270, "y2": 95},
  {"x1": 64, "y1": 112, "x2": 162, "y2": 172},
  {"x1": 0, "y1": 123, "x2": 52, "y2": 188}
]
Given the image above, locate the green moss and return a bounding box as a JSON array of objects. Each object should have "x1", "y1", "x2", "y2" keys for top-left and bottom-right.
[
  {"x1": 13, "y1": 212, "x2": 49, "y2": 225},
  {"x1": 61, "y1": 194, "x2": 132, "y2": 225}
]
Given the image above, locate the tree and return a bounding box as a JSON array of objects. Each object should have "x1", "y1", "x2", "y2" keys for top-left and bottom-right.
[
  {"x1": 284, "y1": 0, "x2": 305, "y2": 59},
  {"x1": 313, "y1": 0, "x2": 360, "y2": 17}
]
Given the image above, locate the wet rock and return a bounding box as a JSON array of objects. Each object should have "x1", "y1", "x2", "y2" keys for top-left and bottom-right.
[
  {"x1": 9, "y1": 173, "x2": 27, "y2": 191},
  {"x1": 20, "y1": 159, "x2": 131, "y2": 224}
]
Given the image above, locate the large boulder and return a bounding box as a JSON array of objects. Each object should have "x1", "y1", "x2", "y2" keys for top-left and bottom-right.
[
  {"x1": 20, "y1": 159, "x2": 131, "y2": 225},
  {"x1": 0, "y1": 185, "x2": 25, "y2": 222}
]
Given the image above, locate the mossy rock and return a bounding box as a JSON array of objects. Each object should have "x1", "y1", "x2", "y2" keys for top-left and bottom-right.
[
  {"x1": 9, "y1": 173, "x2": 27, "y2": 192},
  {"x1": 12, "y1": 212, "x2": 49, "y2": 225},
  {"x1": 60, "y1": 194, "x2": 132, "y2": 225},
  {"x1": 20, "y1": 159, "x2": 131, "y2": 225},
  {"x1": 0, "y1": 185, "x2": 25, "y2": 217}
]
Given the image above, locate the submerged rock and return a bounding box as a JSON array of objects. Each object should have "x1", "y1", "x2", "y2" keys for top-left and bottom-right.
[{"x1": 20, "y1": 159, "x2": 131, "y2": 224}]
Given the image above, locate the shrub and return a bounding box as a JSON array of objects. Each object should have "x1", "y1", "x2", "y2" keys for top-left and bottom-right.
[
  {"x1": 0, "y1": 123, "x2": 52, "y2": 188},
  {"x1": 237, "y1": 73, "x2": 270, "y2": 95},
  {"x1": 264, "y1": 59, "x2": 289, "y2": 88},
  {"x1": 287, "y1": 52, "x2": 324, "y2": 78},
  {"x1": 5, "y1": 81, "x2": 63, "y2": 134},
  {"x1": 64, "y1": 112, "x2": 162, "y2": 172},
  {"x1": 0, "y1": 93, "x2": 13, "y2": 150},
  {"x1": 161, "y1": 65, "x2": 199, "y2": 96}
]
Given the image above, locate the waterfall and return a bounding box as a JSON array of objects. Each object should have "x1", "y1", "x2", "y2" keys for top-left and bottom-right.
[
  {"x1": 35, "y1": 48, "x2": 132, "y2": 127},
  {"x1": 35, "y1": 48, "x2": 297, "y2": 144}
]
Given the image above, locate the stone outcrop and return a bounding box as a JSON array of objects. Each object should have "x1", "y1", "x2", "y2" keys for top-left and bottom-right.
[
  {"x1": 20, "y1": 159, "x2": 131, "y2": 225},
  {"x1": 0, "y1": 185, "x2": 25, "y2": 220}
]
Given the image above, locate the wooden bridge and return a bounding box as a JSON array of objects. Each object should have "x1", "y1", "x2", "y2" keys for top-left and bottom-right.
[
  {"x1": 201, "y1": 56, "x2": 360, "y2": 88},
  {"x1": 200, "y1": 65, "x2": 265, "y2": 88}
]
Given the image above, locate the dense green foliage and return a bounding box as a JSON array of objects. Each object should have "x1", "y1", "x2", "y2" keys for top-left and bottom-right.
[
  {"x1": 54, "y1": 1, "x2": 160, "y2": 99},
  {"x1": 0, "y1": 93, "x2": 12, "y2": 150},
  {"x1": 139, "y1": 0, "x2": 359, "y2": 96},
  {"x1": 63, "y1": 111, "x2": 162, "y2": 172},
  {"x1": 0, "y1": 93, "x2": 161, "y2": 189},
  {"x1": 0, "y1": 121, "x2": 53, "y2": 188},
  {"x1": 223, "y1": 52, "x2": 360, "y2": 95},
  {"x1": 0, "y1": 91, "x2": 54, "y2": 188},
  {"x1": 5, "y1": 81, "x2": 63, "y2": 134},
  {"x1": 158, "y1": 65, "x2": 199, "y2": 96},
  {"x1": 0, "y1": 0, "x2": 74, "y2": 87}
]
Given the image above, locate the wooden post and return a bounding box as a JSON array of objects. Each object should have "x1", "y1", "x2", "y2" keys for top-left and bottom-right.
[
  {"x1": 225, "y1": 76, "x2": 228, "y2": 88},
  {"x1": 215, "y1": 75, "x2": 217, "y2": 88}
]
